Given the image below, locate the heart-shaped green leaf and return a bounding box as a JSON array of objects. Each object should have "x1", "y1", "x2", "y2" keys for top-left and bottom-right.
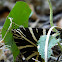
[{"x1": 2, "y1": 1, "x2": 31, "y2": 61}]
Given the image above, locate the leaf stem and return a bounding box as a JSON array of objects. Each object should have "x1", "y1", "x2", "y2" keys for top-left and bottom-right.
[
  {"x1": 48, "y1": 0, "x2": 53, "y2": 26},
  {"x1": 48, "y1": 0, "x2": 57, "y2": 32},
  {"x1": 45, "y1": 26, "x2": 57, "y2": 62}
]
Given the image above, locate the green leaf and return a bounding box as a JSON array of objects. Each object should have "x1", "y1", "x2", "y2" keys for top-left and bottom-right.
[
  {"x1": 2, "y1": 1, "x2": 31, "y2": 62},
  {"x1": 37, "y1": 35, "x2": 60, "y2": 60}
]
